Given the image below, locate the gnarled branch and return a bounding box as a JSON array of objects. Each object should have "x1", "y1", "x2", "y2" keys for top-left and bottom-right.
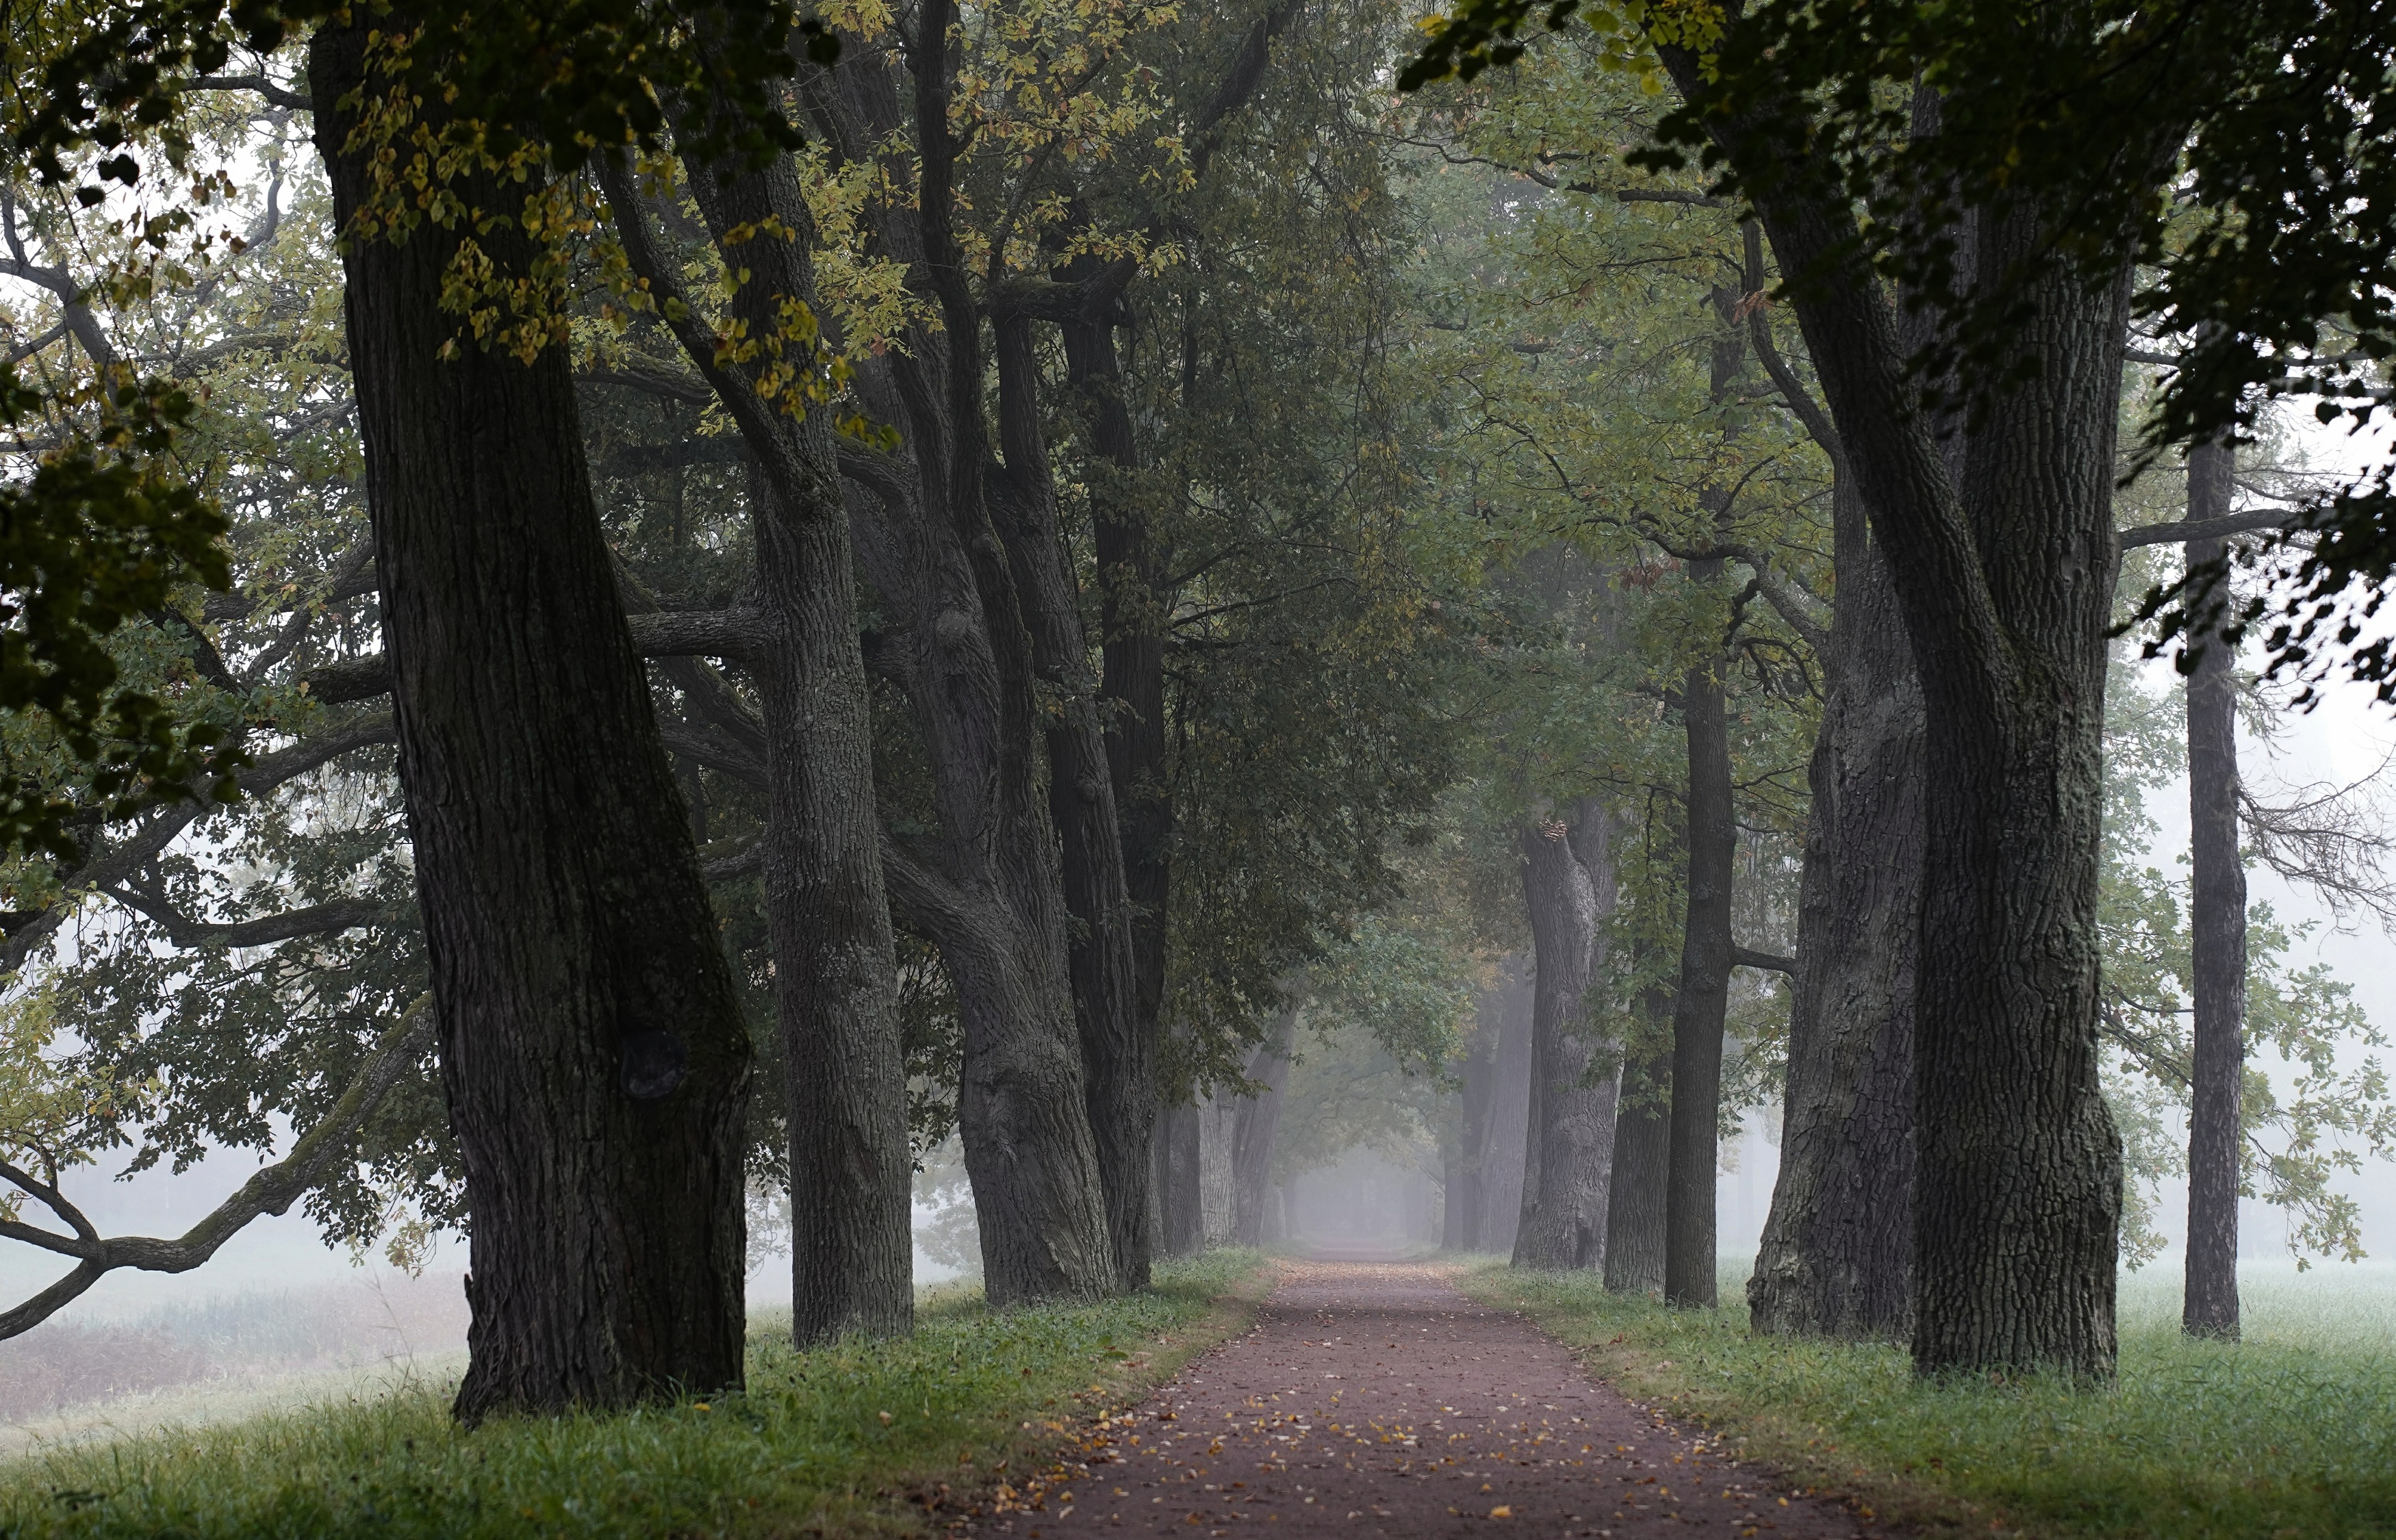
[{"x1": 0, "y1": 997, "x2": 433, "y2": 1341}]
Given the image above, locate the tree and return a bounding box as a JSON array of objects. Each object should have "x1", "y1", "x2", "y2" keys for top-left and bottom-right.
[
  {"x1": 311, "y1": 21, "x2": 756, "y2": 1416},
  {"x1": 0, "y1": 92, "x2": 457, "y2": 1343},
  {"x1": 1512, "y1": 802, "x2": 1618, "y2": 1268},
  {"x1": 1399, "y1": 62, "x2": 1820, "y2": 1298},
  {"x1": 2181, "y1": 439, "x2": 2243, "y2": 1339},
  {"x1": 1405, "y1": 0, "x2": 2396, "y2": 1378},
  {"x1": 592, "y1": 62, "x2": 915, "y2": 1339}
]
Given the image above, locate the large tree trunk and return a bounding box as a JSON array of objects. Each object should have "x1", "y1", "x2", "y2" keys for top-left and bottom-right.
[
  {"x1": 1156, "y1": 1099, "x2": 1206, "y2": 1257},
  {"x1": 2183, "y1": 439, "x2": 2245, "y2": 1340},
  {"x1": 1512, "y1": 805, "x2": 1623, "y2": 1270},
  {"x1": 1668, "y1": 57, "x2": 2134, "y2": 1378},
  {"x1": 1231, "y1": 1015, "x2": 1297, "y2": 1246},
  {"x1": 1068, "y1": 316, "x2": 1177, "y2": 1274},
  {"x1": 314, "y1": 25, "x2": 752, "y2": 1417},
  {"x1": 666, "y1": 124, "x2": 913, "y2": 1343},
  {"x1": 1904, "y1": 261, "x2": 2124, "y2": 1379},
  {"x1": 991, "y1": 311, "x2": 1153, "y2": 1292},
  {"x1": 750, "y1": 451, "x2": 913, "y2": 1338},
  {"x1": 1605, "y1": 1005, "x2": 1672, "y2": 1294},
  {"x1": 1665, "y1": 649, "x2": 1735, "y2": 1307},
  {"x1": 1479, "y1": 955, "x2": 1536, "y2": 1258},
  {"x1": 821, "y1": 38, "x2": 1117, "y2": 1306},
  {"x1": 1748, "y1": 487, "x2": 1922, "y2": 1342}
]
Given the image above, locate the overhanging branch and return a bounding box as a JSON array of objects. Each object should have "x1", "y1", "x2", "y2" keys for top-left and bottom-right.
[{"x1": 0, "y1": 997, "x2": 434, "y2": 1341}]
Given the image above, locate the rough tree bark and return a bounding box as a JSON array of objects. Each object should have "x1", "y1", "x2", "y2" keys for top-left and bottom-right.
[
  {"x1": 1512, "y1": 804, "x2": 1623, "y2": 1270},
  {"x1": 1747, "y1": 482, "x2": 1924, "y2": 1342},
  {"x1": 990, "y1": 1, "x2": 1302, "y2": 1286},
  {"x1": 1660, "y1": 48, "x2": 2137, "y2": 1371},
  {"x1": 802, "y1": 39, "x2": 1118, "y2": 1303},
  {"x1": 1664, "y1": 643, "x2": 1736, "y2": 1308},
  {"x1": 991, "y1": 306, "x2": 1151, "y2": 1291},
  {"x1": 1156, "y1": 1098, "x2": 1207, "y2": 1258},
  {"x1": 314, "y1": 24, "x2": 754, "y2": 1417},
  {"x1": 1605, "y1": 990, "x2": 1673, "y2": 1295},
  {"x1": 2, "y1": 1000, "x2": 433, "y2": 1340},
  {"x1": 629, "y1": 94, "x2": 916, "y2": 1343},
  {"x1": 1067, "y1": 309, "x2": 1176, "y2": 1281},
  {"x1": 791, "y1": 0, "x2": 1301, "y2": 1300},
  {"x1": 2183, "y1": 437, "x2": 2245, "y2": 1340}
]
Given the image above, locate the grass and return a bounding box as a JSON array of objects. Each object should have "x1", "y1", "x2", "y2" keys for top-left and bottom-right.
[
  {"x1": 0, "y1": 1250, "x2": 1271, "y2": 1539},
  {"x1": 1464, "y1": 1257, "x2": 2396, "y2": 1540}
]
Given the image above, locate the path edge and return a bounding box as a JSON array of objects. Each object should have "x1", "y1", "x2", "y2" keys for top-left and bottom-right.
[
  {"x1": 1453, "y1": 1261, "x2": 2043, "y2": 1540},
  {"x1": 913, "y1": 1253, "x2": 1283, "y2": 1537}
]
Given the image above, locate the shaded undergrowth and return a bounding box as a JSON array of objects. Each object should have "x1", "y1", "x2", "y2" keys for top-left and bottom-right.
[
  {"x1": 1467, "y1": 1260, "x2": 2396, "y2": 1540},
  {"x1": 0, "y1": 1250, "x2": 1269, "y2": 1539}
]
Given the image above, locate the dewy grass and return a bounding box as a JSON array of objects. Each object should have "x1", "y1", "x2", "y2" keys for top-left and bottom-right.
[
  {"x1": 1465, "y1": 1258, "x2": 2396, "y2": 1540},
  {"x1": 0, "y1": 1250, "x2": 1269, "y2": 1539}
]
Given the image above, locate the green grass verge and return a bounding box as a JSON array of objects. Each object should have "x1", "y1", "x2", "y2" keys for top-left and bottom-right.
[
  {"x1": 1462, "y1": 1259, "x2": 2396, "y2": 1540},
  {"x1": 0, "y1": 1250, "x2": 1272, "y2": 1540}
]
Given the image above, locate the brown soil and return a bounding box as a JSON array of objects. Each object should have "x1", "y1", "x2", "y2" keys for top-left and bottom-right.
[{"x1": 979, "y1": 1259, "x2": 1890, "y2": 1540}]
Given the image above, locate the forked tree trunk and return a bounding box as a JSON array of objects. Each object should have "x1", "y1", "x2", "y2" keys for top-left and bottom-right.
[
  {"x1": 821, "y1": 36, "x2": 1117, "y2": 1305},
  {"x1": 1512, "y1": 806, "x2": 1622, "y2": 1270},
  {"x1": 1670, "y1": 57, "x2": 2137, "y2": 1377},
  {"x1": 1069, "y1": 314, "x2": 1177, "y2": 1274},
  {"x1": 314, "y1": 25, "x2": 751, "y2": 1417},
  {"x1": 1748, "y1": 489, "x2": 1922, "y2": 1342},
  {"x1": 1665, "y1": 648, "x2": 1736, "y2": 1307},
  {"x1": 2183, "y1": 438, "x2": 2245, "y2": 1340},
  {"x1": 992, "y1": 311, "x2": 1152, "y2": 1291}
]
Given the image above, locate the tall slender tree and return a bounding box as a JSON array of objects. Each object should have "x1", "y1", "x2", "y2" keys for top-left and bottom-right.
[
  {"x1": 604, "y1": 120, "x2": 915, "y2": 1339},
  {"x1": 2181, "y1": 438, "x2": 2245, "y2": 1339}
]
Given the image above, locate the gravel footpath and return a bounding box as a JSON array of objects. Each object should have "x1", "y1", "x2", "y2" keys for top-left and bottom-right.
[{"x1": 977, "y1": 1259, "x2": 1891, "y2": 1540}]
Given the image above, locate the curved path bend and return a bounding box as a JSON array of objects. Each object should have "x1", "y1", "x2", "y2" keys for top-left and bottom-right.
[{"x1": 980, "y1": 1259, "x2": 1888, "y2": 1540}]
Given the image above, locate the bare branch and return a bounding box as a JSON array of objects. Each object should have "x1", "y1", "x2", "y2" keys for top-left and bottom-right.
[
  {"x1": 296, "y1": 607, "x2": 766, "y2": 706},
  {"x1": 105, "y1": 888, "x2": 385, "y2": 949},
  {"x1": 185, "y1": 74, "x2": 315, "y2": 112},
  {"x1": 576, "y1": 363, "x2": 713, "y2": 405},
  {"x1": 701, "y1": 840, "x2": 762, "y2": 883},
  {"x1": 1729, "y1": 554, "x2": 1830, "y2": 658},
  {"x1": 1742, "y1": 224, "x2": 1842, "y2": 466},
  {"x1": 1731, "y1": 945, "x2": 1797, "y2": 975},
  {"x1": 660, "y1": 720, "x2": 767, "y2": 787},
  {"x1": 2241, "y1": 754, "x2": 2396, "y2": 934},
  {"x1": 0, "y1": 713, "x2": 398, "y2": 975},
  {"x1": 2119, "y1": 509, "x2": 2302, "y2": 548},
  {"x1": 630, "y1": 606, "x2": 769, "y2": 661}
]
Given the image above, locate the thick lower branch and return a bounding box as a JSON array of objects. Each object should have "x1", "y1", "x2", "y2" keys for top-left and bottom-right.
[
  {"x1": 0, "y1": 997, "x2": 434, "y2": 1340},
  {"x1": 1732, "y1": 945, "x2": 1798, "y2": 975}
]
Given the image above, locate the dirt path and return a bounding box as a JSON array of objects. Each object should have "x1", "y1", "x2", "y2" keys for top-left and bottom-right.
[{"x1": 983, "y1": 1259, "x2": 1887, "y2": 1540}]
